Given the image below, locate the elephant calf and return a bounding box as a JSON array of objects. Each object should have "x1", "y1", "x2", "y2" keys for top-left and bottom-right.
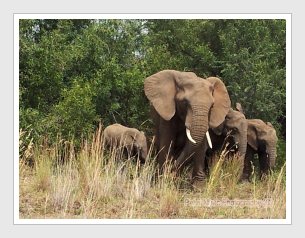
[
  {"x1": 103, "y1": 123, "x2": 148, "y2": 162},
  {"x1": 241, "y1": 119, "x2": 278, "y2": 180},
  {"x1": 204, "y1": 108, "x2": 248, "y2": 178}
]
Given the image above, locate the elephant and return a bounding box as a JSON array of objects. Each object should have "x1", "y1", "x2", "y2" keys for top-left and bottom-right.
[
  {"x1": 205, "y1": 107, "x2": 248, "y2": 176},
  {"x1": 103, "y1": 123, "x2": 148, "y2": 162},
  {"x1": 239, "y1": 119, "x2": 278, "y2": 180},
  {"x1": 144, "y1": 69, "x2": 231, "y2": 185}
]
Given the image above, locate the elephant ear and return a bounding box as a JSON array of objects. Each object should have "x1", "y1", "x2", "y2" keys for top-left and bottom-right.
[
  {"x1": 144, "y1": 70, "x2": 197, "y2": 121},
  {"x1": 144, "y1": 70, "x2": 177, "y2": 120},
  {"x1": 123, "y1": 129, "x2": 138, "y2": 145},
  {"x1": 206, "y1": 77, "x2": 231, "y2": 128},
  {"x1": 236, "y1": 102, "x2": 245, "y2": 115},
  {"x1": 247, "y1": 121, "x2": 259, "y2": 150}
]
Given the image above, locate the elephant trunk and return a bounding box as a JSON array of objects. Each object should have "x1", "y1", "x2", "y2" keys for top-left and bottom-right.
[
  {"x1": 237, "y1": 132, "x2": 248, "y2": 160},
  {"x1": 267, "y1": 147, "x2": 277, "y2": 169},
  {"x1": 140, "y1": 149, "x2": 147, "y2": 161},
  {"x1": 189, "y1": 105, "x2": 210, "y2": 145},
  {"x1": 237, "y1": 134, "x2": 247, "y2": 177},
  {"x1": 138, "y1": 139, "x2": 148, "y2": 162}
]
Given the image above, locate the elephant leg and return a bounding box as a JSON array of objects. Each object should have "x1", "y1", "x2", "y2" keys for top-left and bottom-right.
[
  {"x1": 204, "y1": 150, "x2": 212, "y2": 177},
  {"x1": 259, "y1": 152, "x2": 269, "y2": 179},
  {"x1": 174, "y1": 139, "x2": 195, "y2": 171},
  {"x1": 157, "y1": 118, "x2": 176, "y2": 168}
]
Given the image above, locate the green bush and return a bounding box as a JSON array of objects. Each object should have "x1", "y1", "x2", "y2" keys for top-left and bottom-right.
[
  {"x1": 47, "y1": 79, "x2": 98, "y2": 144},
  {"x1": 19, "y1": 19, "x2": 286, "y2": 157}
]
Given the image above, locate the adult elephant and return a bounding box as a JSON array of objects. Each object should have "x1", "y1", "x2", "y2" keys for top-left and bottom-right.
[
  {"x1": 205, "y1": 107, "x2": 248, "y2": 175},
  {"x1": 240, "y1": 119, "x2": 278, "y2": 180},
  {"x1": 144, "y1": 70, "x2": 231, "y2": 185}
]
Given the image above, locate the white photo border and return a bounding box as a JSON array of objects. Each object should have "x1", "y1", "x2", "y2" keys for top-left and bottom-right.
[{"x1": 14, "y1": 13, "x2": 292, "y2": 225}]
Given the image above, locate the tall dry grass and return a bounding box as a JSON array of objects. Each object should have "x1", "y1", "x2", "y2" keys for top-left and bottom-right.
[{"x1": 19, "y1": 125, "x2": 286, "y2": 219}]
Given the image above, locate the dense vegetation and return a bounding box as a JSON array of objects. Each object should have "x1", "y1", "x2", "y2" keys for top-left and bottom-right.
[{"x1": 19, "y1": 19, "x2": 286, "y2": 159}]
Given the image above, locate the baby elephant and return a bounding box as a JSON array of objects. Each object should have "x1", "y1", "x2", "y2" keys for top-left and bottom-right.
[
  {"x1": 103, "y1": 123, "x2": 148, "y2": 162},
  {"x1": 241, "y1": 119, "x2": 278, "y2": 180}
]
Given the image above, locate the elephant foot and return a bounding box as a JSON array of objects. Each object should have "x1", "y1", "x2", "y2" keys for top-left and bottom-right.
[
  {"x1": 177, "y1": 180, "x2": 193, "y2": 191},
  {"x1": 238, "y1": 173, "x2": 251, "y2": 183},
  {"x1": 191, "y1": 179, "x2": 206, "y2": 192}
]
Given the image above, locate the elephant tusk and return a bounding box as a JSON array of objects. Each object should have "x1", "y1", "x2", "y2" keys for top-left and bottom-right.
[
  {"x1": 186, "y1": 128, "x2": 197, "y2": 144},
  {"x1": 206, "y1": 131, "x2": 213, "y2": 149}
]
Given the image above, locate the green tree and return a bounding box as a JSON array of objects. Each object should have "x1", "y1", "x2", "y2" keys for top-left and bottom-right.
[
  {"x1": 47, "y1": 79, "x2": 98, "y2": 143},
  {"x1": 219, "y1": 20, "x2": 286, "y2": 133},
  {"x1": 19, "y1": 19, "x2": 286, "y2": 145}
]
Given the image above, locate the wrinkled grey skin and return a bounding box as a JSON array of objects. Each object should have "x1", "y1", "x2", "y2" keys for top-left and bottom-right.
[
  {"x1": 241, "y1": 119, "x2": 278, "y2": 180},
  {"x1": 103, "y1": 123, "x2": 148, "y2": 162},
  {"x1": 205, "y1": 108, "x2": 248, "y2": 177},
  {"x1": 144, "y1": 70, "x2": 231, "y2": 186},
  {"x1": 235, "y1": 104, "x2": 278, "y2": 181}
]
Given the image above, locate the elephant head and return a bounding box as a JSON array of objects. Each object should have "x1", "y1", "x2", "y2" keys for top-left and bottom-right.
[
  {"x1": 144, "y1": 70, "x2": 231, "y2": 153},
  {"x1": 247, "y1": 119, "x2": 278, "y2": 168},
  {"x1": 131, "y1": 130, "x2": 148, "y2": 161},
  {"x1": 222, "y1": 108, "x2": 248, "y2": 160}
]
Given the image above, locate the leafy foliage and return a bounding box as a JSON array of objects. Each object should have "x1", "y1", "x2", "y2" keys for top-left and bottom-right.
[{"x1": 19, "y1": 19, "x2": 286, "y2": 146}]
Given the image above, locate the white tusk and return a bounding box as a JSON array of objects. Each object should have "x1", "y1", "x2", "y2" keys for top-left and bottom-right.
[
  {"x1": 206, "y1": 131, "x2": 213, "y2": 149},
  {"x1": 186, "y1": 128, "x2": 197, "y2": 144}
]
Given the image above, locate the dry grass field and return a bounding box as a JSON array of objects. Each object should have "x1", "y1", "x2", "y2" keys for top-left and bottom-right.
[{"x1": 19, "y1": 126, "x2": 286, "y2": 220}]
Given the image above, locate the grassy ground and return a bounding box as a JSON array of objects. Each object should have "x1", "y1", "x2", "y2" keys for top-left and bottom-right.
[{"x1": 19, "y1": 127, "x2": 286, "y2": 219}]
